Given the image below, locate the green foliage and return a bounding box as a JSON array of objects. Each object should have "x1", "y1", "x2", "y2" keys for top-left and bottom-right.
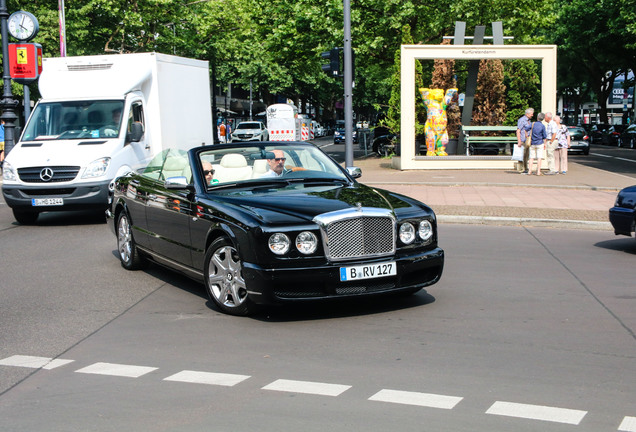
[
  {"x1": 503, "y1": 59, "x2": 540, "y2": 125},
  {"x1": 5, "y1": 0, "x2": 626, "y2": 127}
]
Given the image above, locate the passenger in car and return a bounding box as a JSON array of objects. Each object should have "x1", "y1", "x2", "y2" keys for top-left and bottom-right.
[{"x1": 202, "y1": 161, "x2": 219, "y2": 185}]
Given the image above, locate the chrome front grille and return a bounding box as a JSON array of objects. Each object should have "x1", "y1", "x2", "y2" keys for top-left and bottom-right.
[
  {"x1": 18, "y1": 166, "x2": 81, "y2": 183},
  {"x1": 314, "y1": 208, "x2": 396, "y2": 262}
]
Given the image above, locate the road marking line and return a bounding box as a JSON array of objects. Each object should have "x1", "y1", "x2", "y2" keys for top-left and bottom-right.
[
  {"x1": 369, "y1": 389, "x2": 463, "y2": 409},
  {"x1": 262, "y1": 379, "x2": 351, "y2": 397},
  {"x1": 0, "y1": 355, "x2": 74, "y2": 370},
  {"x1": 590, "y1": 153, "x2": 636, "y2": 163},
  {"x1": 164, "y1": 370, "x2": 250, "y2": 387},
  {"x1": 75, "y1": 362, "x2": 158, "y2": 378},
  {"x1": 619, "y1": 416, "x2": 636, "y2": 432},
  {"x1": 486, "y1": 401, "x2": 587, "y2": 425}
]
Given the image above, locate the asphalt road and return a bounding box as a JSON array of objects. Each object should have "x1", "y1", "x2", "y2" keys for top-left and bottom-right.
[
  {"x1": 578, "y1": 144, "x2": 636, "y2": 179},
  {"x1": 1, "y1": 198, "x2": 635, "y2": 431}
]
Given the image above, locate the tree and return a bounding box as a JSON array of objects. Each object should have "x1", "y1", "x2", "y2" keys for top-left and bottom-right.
[
  {"x1": 472, "y1": 59, "x2": 506, "y2": 126},
  {"x1": 382, "y1": 24, "x2": 424, "y2": 136},
  {"x1": 553, "y1": 0, "x2": 632, "y2": 123},
  {"x1": 503, "y1": 59, "x2": 541, "y2": 125}
]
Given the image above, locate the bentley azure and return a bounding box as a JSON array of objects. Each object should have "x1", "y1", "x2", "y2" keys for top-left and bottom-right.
[{"x1": 107, "y1": 142, "x2": 444, "y2": 315}]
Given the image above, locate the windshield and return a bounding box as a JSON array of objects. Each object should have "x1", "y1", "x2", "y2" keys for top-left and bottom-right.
[
  {"x1": 21, "y1": 100, "x2": 125, "y2": 141},
  {"x1": 236, "y1": 122, "x2": 262, "y2": 130},
  {"x1": 198, "y1": 144, "x2": 349, "y2": 188}
]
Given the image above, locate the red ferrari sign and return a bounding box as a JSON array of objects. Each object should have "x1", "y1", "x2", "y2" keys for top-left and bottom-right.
[{"x1": 8, "y1": 43, "x2": 43, "y2": 83}]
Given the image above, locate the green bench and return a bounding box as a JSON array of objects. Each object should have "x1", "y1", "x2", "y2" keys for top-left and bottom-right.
[{"x1": 462, "y1": 125, "x2": 518, "y2": 156}]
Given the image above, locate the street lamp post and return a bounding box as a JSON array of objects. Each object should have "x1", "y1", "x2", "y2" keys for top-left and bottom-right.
[
  {"x1": 0, "y1": 0, "x2": 20, "y2": 157},
  {"x1": 343, "y1": 0, "x2": 354, "y2": 169}
]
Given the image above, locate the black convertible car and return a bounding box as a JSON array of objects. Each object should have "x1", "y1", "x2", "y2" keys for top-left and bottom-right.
[{"x1": 107, "y1": 142, "x2": 444, "y2": 315}]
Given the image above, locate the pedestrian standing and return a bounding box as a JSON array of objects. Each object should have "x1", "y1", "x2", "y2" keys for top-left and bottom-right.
[
  {"x1": 553, "y1": 115, "x2": 570, "y2": 174},
  {"x1": 219, "y1": 120, "x2": 227, "y2": 143},
  {"x1": 515, "y1": 108, "x2": 534, "y2": 173},
  {"x1": 543, "y1": 112, "x2": 558, "y2": 175},
  {"x1": 226, "y1": 119, "x2": 233, "y2": 143},
  {"x1": 527, "y1": 112, "x2": 547, "y2": 175}
]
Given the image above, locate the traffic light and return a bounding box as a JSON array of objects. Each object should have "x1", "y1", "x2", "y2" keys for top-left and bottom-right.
[{"x1": 321, "y1": 48, "x2": 340, "y2": 77}]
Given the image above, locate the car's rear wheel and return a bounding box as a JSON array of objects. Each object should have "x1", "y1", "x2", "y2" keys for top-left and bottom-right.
[
  {"x1": 204, "y1": 237, "x2": 255, "y2": 316},
  {"x1": 117, "y1": 212, "x2": 145, "y2": 270},
  {"x1": 12, "y1": 209, "x2": 39, "y2": 225}
]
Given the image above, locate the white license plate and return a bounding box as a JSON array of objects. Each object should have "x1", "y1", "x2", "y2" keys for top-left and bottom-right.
[
  {"x1": 32, "y1": 198, "x2": 64, "y2": 206},
  {"x1": 340, "y1": 261, "x2": 396, "y2": 281}
]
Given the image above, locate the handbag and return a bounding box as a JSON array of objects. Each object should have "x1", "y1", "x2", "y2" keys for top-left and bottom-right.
[
  {"x1": 511, "y1": 143, "x2": 524, "y2": 161},
  {"x1": 524, "y1": 122, "x2": 535, "y2": 148}
]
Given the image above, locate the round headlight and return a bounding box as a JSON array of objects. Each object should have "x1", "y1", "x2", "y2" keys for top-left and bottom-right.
[
  {"x1": 418, "y1": 220, "x2": 433, "y2": 242},
  {"x1": 268, "y1": 233, "x2": 290, "y2": 255},
  {"x1": 296, "y1": 231, "x2": 318, "y2": 255},
  {"x1": 399, "y1": 222, "x2": 416, "y2": 244}
]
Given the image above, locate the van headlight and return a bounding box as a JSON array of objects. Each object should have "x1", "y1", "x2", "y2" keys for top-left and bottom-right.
[
  {"x1": 1, "y1": 161, "x2": 17, "y2": 181},
  {"x1": 82, "y1": 157, "x2": 111, "y2": 179}
]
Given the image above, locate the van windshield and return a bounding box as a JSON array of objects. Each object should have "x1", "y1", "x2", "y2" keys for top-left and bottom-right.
[{"x1": 21, "y1": 100, "x2": 125, "y2": 141}]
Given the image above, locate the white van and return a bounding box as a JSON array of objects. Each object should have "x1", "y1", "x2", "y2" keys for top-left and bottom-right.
[{"x1": 2, "y1": 52, "x2": 213, "y2": 224}]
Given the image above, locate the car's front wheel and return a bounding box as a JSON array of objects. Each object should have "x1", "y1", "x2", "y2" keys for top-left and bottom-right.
[
  {"x1": 204, "y1": 237, "x2": 256, "y2": 316},
  {"x1": 117, "y1": 211, "x2": 145, "y2": 270}
]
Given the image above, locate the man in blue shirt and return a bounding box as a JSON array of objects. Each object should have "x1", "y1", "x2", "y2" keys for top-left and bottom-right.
[
  {"x1": 527, "y1": 112, "x2": 547, "y2": 175},
  {"x1": 515, "y1": 108, "x2": 533, "y2": 173}
]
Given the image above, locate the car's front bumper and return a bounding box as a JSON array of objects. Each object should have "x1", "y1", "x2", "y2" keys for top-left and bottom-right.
[
  {"x1": 568, "y1": 140, "x2": 589, "y2": 153},
  {"x1": 609, "y1": 206, "x2": 635, "y2": 236},
  {"x1": 2, "y1": 180, "x2": 111, "y2": 212},
  {"x1": 242, "y1": 247, "x2": 444, "y2": 305}
]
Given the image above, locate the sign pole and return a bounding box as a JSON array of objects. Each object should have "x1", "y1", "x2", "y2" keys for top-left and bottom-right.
[{"x1": 0, "y1": 0, "x2": 19, "y2": 156}]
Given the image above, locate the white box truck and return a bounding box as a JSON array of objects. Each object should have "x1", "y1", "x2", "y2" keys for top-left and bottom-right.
[
  {"x1": 266, "y1": 103, "x2": 301, "y2": 141},
  {"x1": 2, "y1": 52, "x2": 213, "y2": 224}
]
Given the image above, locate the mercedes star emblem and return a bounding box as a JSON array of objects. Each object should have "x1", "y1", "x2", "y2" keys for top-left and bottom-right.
[{"x1": 40, "y1": 167, "x2": 54, "y2": 182}]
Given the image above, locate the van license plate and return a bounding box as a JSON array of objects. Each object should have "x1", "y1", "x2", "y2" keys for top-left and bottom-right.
[
  {"x1": 340, "y1": 262, "x2": 396, "y2": 281},
  {"x1": 32, "y1": 198, "x2": 64, "y2": 206}
]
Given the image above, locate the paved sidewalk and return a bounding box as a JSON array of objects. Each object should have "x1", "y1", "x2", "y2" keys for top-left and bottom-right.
[{"x1": 355, "y1": 156, "x2": 635, "y2": 230}]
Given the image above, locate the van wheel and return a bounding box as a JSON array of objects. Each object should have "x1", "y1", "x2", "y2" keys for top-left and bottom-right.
[
  {"x1": 204, "y1": 237, "x2": 256, "y2": 316},
  {"x1": 13, "y1": 209, "x2": 38, "y2": 225}
]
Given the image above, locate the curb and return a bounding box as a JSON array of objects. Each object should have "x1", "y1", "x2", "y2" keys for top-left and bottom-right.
[
  {"x1": 363, "y1": 181, "x2": 622, "y2": 192},
  {"x1": 438, "y1": 215, "x2": 612, "y2": 231}
]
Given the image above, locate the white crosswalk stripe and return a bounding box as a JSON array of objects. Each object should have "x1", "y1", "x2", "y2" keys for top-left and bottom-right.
[
  {"x1": 486, "y1": 401, "x2": 587, "y2": 425},
  {"x1": 619, "y1": 416, "x2": 636, "y2": 432},
  {"x1": 262, "y1": 379, "x2": 351, "y2": 396},
  {"x1": 369, "y1": 389, "x2": 463, "y2": 409},
  {"x1": 164, "y1": 370, "x2": 250, "y2": 386},
  {"x1": 0, "y1": 355, "x2": 74, "y2": 370},
  {"x1": 75, "y1": 362, "x2": 158, "y2": 378}
]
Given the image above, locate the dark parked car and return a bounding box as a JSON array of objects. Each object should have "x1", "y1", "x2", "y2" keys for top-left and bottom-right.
[
  {"x1": 566, "y1": 126, "x2": 590, "y2": 155},
  {"x1": 588, "y1": 124, "x2": 611, "y2": 145},
  {"x1": 609, "y1": 185, "x2": 636, "y2": 239},
  {"x1": 618, "y1": 124, "x2": 636, "y2": 149},
  {"x1": 589, "y1": 123, "x2": 624, "y2": 145},
  {"x1": 107, "y1": 142, "x2": 444, "y2": 316}
]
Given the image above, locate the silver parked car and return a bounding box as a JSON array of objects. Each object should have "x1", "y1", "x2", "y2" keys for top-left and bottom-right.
[{"x1": 231, "y1": 121, "x2": 269, "y2": 142}]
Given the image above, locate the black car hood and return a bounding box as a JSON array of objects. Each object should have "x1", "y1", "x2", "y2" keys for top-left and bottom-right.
[{"x1": 208, "y1": 182, "x2": 420, "y2": 225}]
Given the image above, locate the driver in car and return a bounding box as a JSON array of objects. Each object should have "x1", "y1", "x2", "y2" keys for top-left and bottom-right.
[{"x1": 260, "y1": 149, "x2": 287, "y2": 177}]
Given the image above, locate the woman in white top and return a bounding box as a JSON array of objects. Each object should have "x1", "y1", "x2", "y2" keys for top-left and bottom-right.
[{"x1": 553, "y1": 115, "x2": 570, "y2": 174}]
